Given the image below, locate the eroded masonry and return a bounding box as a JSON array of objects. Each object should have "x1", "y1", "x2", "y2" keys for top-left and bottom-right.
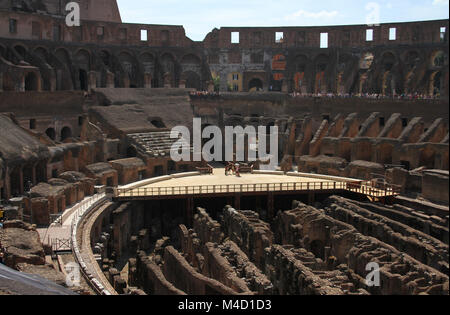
[{"x1": 0, "y1": 1, "x2": 448, "y2": 295}]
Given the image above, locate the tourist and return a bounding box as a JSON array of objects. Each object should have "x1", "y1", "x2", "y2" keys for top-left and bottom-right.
[{"x1": 234, "y1": 163, "x2": 241, "y2": 177}]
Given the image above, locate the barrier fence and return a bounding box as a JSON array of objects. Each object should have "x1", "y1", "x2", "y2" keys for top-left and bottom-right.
[
  {"x1": 70, "y1": 192, "x2": 112, "y2": 295},
  {"x1": 116, "y1": 180, "x2": 401, "y2": 199}
]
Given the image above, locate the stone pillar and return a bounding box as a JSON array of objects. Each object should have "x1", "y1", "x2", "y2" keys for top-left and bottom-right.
[
  {"x1": 106, "y1": 71, "x2": 115, "y2": 88},
  {"x1": 234, "y1": 193, "x2": 241, "y2": 210},
  {"x1": 163, "y1": 73, "x2": 172, "y2": 88},
  {"x1": 282, "y1": 79, "x2": 288, "y2": 92},
  {"x1": 307, "y1": 192, "x2": 315, "y2": 205},
  {"x1": 207, "y1": 80, "x2": 215, "y2": 92},
  {"x1": 267, "y1": 192, "x2": 274, "y2": 220},
  {"x1": 144, "y1": 73, "x2": 152, "y2": 88},
  {"x1": 186, "y1": 197, "x2": 194, "y2": 228},
  {"x1": 88, "y1": 71, "x2": 98, "y2": 90},
  {"x1": 178, "y1": 79, "x2": 186, "y2": 89},
  {"x1": 37, "y1": 73, "x2": 43, "y2": 92},
  {"x1": 50, "y1": 72, "x2": 57, "y2": 92},
  {"x1": 19, "y1": 75, "x2": 25, "y2": 92},
  {"x1": 123, "y1": 75, "x2": 130, "y2": 88}
]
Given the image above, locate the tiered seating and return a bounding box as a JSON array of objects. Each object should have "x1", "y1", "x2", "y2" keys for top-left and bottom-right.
[{"x1": 128, "y1": 132, "x2": 192, "y2": 158}]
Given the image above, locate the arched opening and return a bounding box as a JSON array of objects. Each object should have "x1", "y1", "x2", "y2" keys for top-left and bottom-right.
[
  {"x1": 61, "y1": 127, "x2": 72, "y2": 141},
  {"x1": 14, "y1": 45, "x2": 27, "y2": 60},
  {"x1": 182, "y1": 71, "x2": 201, "y2": 90},
  {"x1": 419, "y1": 148, "x2": 435, "y2": 169},
  {"x1": 45, "y1": 128, "x2": 56, "y2": 140},
  {"x1": 432, "y1": 51, "x2": 445, "y2": 68},
  {"x1": 309, "y1": 240, "x2": 325, "y2": 260},
  {"x1": 79, "y1": 69, "x2": 88, "y2": 91},
  {"x1": 127, "y1": 146, "x2": 137, "y2": 158},
  {"x1": 10, "y1": 167, "x2": 22, "y2": 196},
  {"x1": 160, "y1": 53, "x2": 176, "y2": 87},
  {"x1": 380, "y1": 52, "x2": 397, "y2": 95},
  {"x1": 23, "y1": 165, "x2": 33, "y2": 189},
  {"x1": 140, "y1": 53, "x2": 155, "y2": 86},
  {"x1": 100, "y1": 50, "x2": 111, "y2": 67},
  {"x1": 404, "y1": 51, "x2": 420, "y2": 70},
  {"x1": 150, "y1": 119, "x2": 166, "y2": 129},
  {"x1": 181, "y1": 54, "x2": 201, "y2": 82},
  {"x1": 24, "y1": 72, "x2": 38, "y2": 91},
  {"x1": 119, "y1": 51, "x2": 137, "y2": 87},
  {"x1": 54, "y1": 48, "x2": 73, "y2": 90},
  {"x1": 382, "y1": 52, "x2": 396, "y2": 71},
  {"x1": 248, "y1": 78, "x2": 263, "y2": 92},
  {"x1": 431, "y1": 71, "x2": 442, "y2": 96},
  {"x1": 314, "y1": 54, "x2": 329, "y2": 93}
]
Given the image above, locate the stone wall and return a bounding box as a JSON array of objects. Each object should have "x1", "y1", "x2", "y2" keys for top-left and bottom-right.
[{"x1": 162, "y1": 246, "x2": 238, "y2": 295}]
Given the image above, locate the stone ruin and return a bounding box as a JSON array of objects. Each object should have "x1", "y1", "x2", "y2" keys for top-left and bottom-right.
[
  {"x1": 91, "y1": 195, "x2": 448, "y2": 295},
  {"x1": 0, "y1": 0, "x2": 448, "y2": 296}
]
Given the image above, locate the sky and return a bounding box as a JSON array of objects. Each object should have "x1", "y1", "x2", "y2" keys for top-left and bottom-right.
[{"x1": 117, "y1": 0, "x2": 449, "y2": 41}]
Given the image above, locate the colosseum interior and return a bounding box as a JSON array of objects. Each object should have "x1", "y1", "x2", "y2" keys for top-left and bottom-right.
[{"x1": 0, "y1": 0, "x2": 449, "y2": 298}]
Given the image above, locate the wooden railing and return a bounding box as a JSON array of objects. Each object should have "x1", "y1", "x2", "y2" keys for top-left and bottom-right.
[
  {"x1": 117, "y1": 181, "x2": 348, "y2": 197},
  {"x1": 346, "y1": 181, "x2": 402, "y2": 198},
  {"x1": 116, "y1": 180, "x2": 401, "y2": 199}
]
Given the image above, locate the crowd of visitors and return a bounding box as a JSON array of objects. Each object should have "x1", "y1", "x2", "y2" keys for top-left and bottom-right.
[
  {"x1": 289, "y1": 91, "x2": 441, "y2": 100},
  {"x1": 189, "y1": 90, "x2": 441, "y2": 100}
]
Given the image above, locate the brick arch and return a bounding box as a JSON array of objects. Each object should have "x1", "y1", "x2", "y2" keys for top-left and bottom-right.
[
  {"x1": 52, "y1": 47, "x2": 73, "y2": 90},
  {"x1": 118, "y1": 50, "x2": 139, "y2": 87},
  {"x1": 402, "y1": 50, "x2": 422, "y2": 67},
  {"x1": 292, "y1": 54, "x2": 310, "y2": 93},
  {"x1": 139, "y1": 52, "x2": 155, "y2": 73},
  {"x1": 430, "y1": 50, "x2": 446, "y2": 68},
  {"x1": 33, "y1": 46, "x2": 49, "y2": 60},
  {"x1": 313, "y1": 54, "x2": 330, "y2": 93},
  {"x1": 380, "y1": 51, "x2": 398, "y2": 71},
  {"x1": 159, "y1": 52, "x2": 177, "y2": 87},
  {"x1": 13, "y1": 43, "x2": 28, "y2": 60},
  {"x1": 74, "y1": 48, "x2": 91, "y2": 70},
  {"x1": 97, "y1": 49, "x2": 112, "y2": 67},
  {"x1": 181, "y1": 71, "x2": 201, "y2": 90}
]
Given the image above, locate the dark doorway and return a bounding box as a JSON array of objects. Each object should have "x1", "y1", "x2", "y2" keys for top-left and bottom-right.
[
  {"x1": 79, "y1": 69, "x2": 88, "y2": 91},
  {"x1": 25, "y1": 72, "x2": 38, "y2": 91},
  {"x1": 45, "y1": 128, "x2": 56, "y2": 141},
  {"x1": 154, "y1": 165, "x2": 164, "y2": 177},
  {"x1": 433, "y1": 72, "x2": 442, "y2": 96},
  {"x1": 248, "y1": 78, "x2": 263, "y2": 91},
  {"x1": 168, "y1": 160, "x2": 176, "y2": 174},
  {"x1": 106, "y1": 177, "x2": 114, "y2": 187},
  {"x1": 310, "y1": 240, "x2": 325, "y2": 260},
  {"x1": 400, "y1": 160, "x2": 411, "y2": 171},
  {"x1": 127, "y1": 146, "x2": 137, "y2": 158},
  {"x1": 11, "y1": 167, "x2": 22, "y2": 196},
  {"x1": 61, "y1": 127, "x2": 72, "y2": 141}
]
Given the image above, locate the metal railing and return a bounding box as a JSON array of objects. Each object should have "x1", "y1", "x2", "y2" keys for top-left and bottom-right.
[
  {"x1": 70, "y1": 192, "x2": 111, "y2": 295},
  {"x1": 117, "y1": 181, "x2": 350, "y2": 198},
  {"x1": 116, "y1": 180, "x2": 401, "y2": 199},
  {"x1": 346, "y1": 181, "x2": 402, "y2": 198}
]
